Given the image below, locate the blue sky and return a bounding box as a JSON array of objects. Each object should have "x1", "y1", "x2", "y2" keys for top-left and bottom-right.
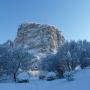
[{"x1": 0, "y1": 0, "x2": 90, "y2": 44}]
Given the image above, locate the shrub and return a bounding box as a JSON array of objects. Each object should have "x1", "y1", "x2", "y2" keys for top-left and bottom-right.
[
  {"x1": 17, "y1": 80, "x2": 29, "y2": 83},
  {"x1": 64, "y1": 71, "x2": 74, "y2": 81},
  {"x1": 16, "y1": 71, "x2": 30, "y2": 83},
  {"x1": 45, "y1": 72, "x2": 56, "y2": 81}
]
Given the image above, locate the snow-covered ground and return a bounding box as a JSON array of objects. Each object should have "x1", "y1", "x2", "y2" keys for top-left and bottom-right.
[{"x1": 0, "y1": 68, "x2": 90, "y2": 90}]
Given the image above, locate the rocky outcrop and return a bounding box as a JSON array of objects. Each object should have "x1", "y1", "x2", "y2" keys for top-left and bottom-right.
[{"x1": 14, "y1": 23, "x2": 64, "y2": 54}]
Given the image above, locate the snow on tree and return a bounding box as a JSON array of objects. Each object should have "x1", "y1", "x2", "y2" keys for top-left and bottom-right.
[
  {"x1": 16, "y1": 71, "x2": 30, "y2": 83},
  {"x1": 40, "y1": 54, "x2": 57, "y2": 72},
  {"x1": 0, "y1": 47, "x2": 33, "y2": 81}
]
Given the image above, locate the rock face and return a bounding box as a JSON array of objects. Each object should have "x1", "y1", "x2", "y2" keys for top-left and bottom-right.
[{"x1": 14, "y1": 23, "x2": 64, "y2": 54}]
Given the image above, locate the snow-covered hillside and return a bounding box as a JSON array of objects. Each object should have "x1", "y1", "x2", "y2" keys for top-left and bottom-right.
[{"x1": 0, "y1": 68, "x2": 90, "y2": 90}]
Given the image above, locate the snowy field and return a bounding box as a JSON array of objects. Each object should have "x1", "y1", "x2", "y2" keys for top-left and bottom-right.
[{"x1": 0, "y1": 68, "x2": 90, "y2": 90}]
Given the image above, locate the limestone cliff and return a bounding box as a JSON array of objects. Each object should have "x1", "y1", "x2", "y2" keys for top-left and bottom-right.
[{"x1": 14, "y1": 23, "x2": 64, "y2": 54}]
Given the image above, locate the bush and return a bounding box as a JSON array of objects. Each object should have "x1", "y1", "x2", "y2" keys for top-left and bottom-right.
[
  {"x1": 16, "y1": 71, "x2": 30, "y2": 83},
  {"x1": 46, "y1": 76, "x2": 55, "y2": 81},
  {"x1": 45, "y1": 72, "x2": 56, "y2": 81},
  {"x1": 17, "y1": 80, "x2": 29, "y2": 83},
  {"x1": 64, "y1": 71, "x2": 74, "y2": 81}
]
